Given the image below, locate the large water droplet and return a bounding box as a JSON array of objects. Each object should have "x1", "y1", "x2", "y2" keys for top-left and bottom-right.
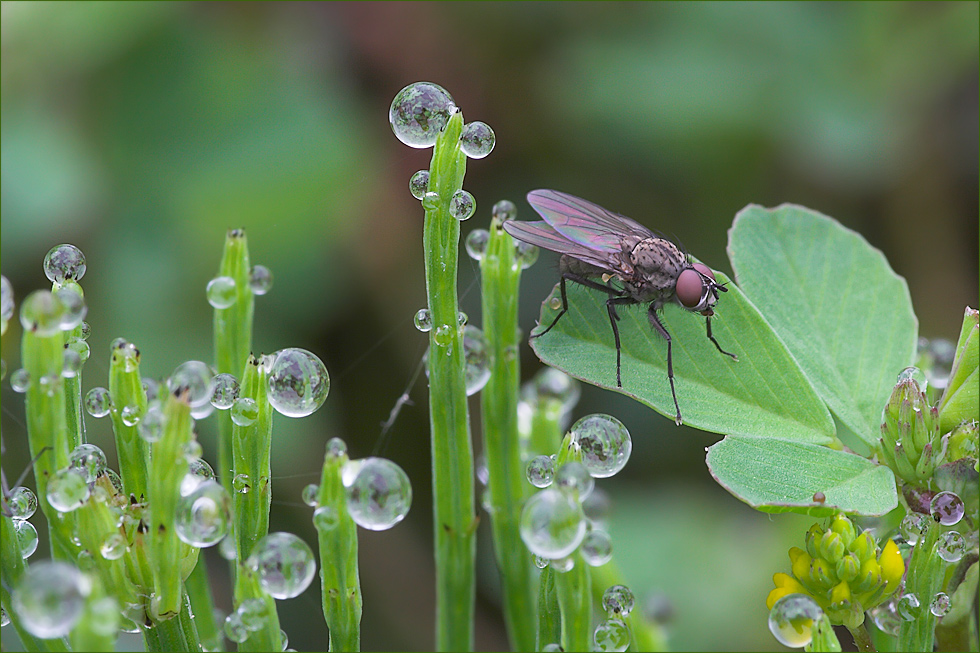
[
  {"x1": 313, "y1": 505, "x2": 340, "y2": 531},
  {"x1": 8, "y1": 486, "x2": 38, "y2": 520},
  {"x1": 516, "y1": 241, "x2": 539, "y2": 270},
  {"x1": 249, "y1": 265, "x2": 273, "y2": 295},
  {"x1": 930, "y1": 592, "x2": 951, "y2": 617},
  {"x1": 302, "y1": 483, "x2": 319, "y2": 507},
  {"x1": 465, "y1": 229, "x2": 490, "y2": 261},
  {"x1": 422, "y1": 191, "x2": 440, "y2": 211},
  {"x1": 409, "y1": 170, "x2": 430, "y2": 200},
  {"x1": 121, "y1": 404, "x2": 142, "y2": 427},
  {"x1": 868, "y1": 600, "x2": 901, "y2": 636},
  {"x1": 342, "y1": 457, "x2": 412, "y2": 531},
  {"x1": 207, "y1": 276, "x2": 238, "y2": 309},
  {"x1": 180, "y1": 458, "x2": 216, "y2": 496},
  {"x1": 555, "y1": 461, "x2": 594, "y2": 500},
  {"x1": 47, "y1": 468, "x2": 90, "y2": 512},
  {"x1": 462, "y1": 326, "x2": 491, "y2": 396},
  {"x1": 449, "y1": 190, "x2": 476, "y2": 221},
  {"x1": 55, "y1": 286, "x2": 86, "y2": 331},
  {"x1": 69, "y1": 443, "x2": 107, "y2": 483},
  {"x1": 176, "y1": 480, "x2": 232, "y2": 548},
  {"x1": 12, "y1": 561, "x2": 90, "y2": 638},
  {"x1": 459, "y1": 121, "x2": 495, "y2": 159},
  {"x1": 169, "y1": 361, "x2": 215, "y2": 408},
  {"x1": 138, "y1": 402, "x2": 165, "y2": 443},
  {"x1": 100, "y1": 532, "x2": 127, "y2": 560},
  {"x1": 10, "y1": 368, "x2": 30, "y2": 393},
  {"x1": 211, "y1": 373, "x2": 240, "y2": 409},
  {"x1": 20, "y1": 290, "x2": 66, "y2": 336},
  {"x1": 414, "y1": 308, "x2": 433, "y2": 333},
  {"x1": 581, "y1": 529, "x2": 613, "y2": 567},
  {"x1": 593, "y1": 618, "x2": 630, "y2": 653},
  {"x1": 231, "y1": 397, "x2": 258, "y2": 426},
  {"x1": 62, "y1": 347, "x2": 83, "y2": 378},
  {"x1": 224, "y1": 611, "x2": 249, "y2": 644},
  {"x1": 14, "y1": 520, "x2": 38, "y2": 558},
  {"x1": 768, "y1": 594, "x2": 822, "y2": 648},
  {"x1": 389, "y1": 82, "x2": 456, "y2": 148},
  {"x1": 43, "y1": 244, "x2": 87, "y2": 283},
  {"x1": 233, "y1": 473, "x2": 251, "y2": 494},
  {"x1": 571, "y1": 414, "x2": 632, "y2": 478},
  {"x1": 246, "y1": 532, "x2": 316, "y2": 600},
  {"x1": 936, "y1": 530, "x2": 966, "y2": 562},
  {"x1": 238, "y1": 598, "x2": 268, "y2": 632},
  {"x1": 519, "y1": 487, "x2": 586, "y2": 559},
  {"x1": 523, "y1": 368, "x2": 581, "y2": 415},
  {"x1": 267, "y1": 348, "x2": 330, "y2": 417},
  {"x1": 930, "y1": 491, "x2": 964, "y2": 526},
  {"x1": 602, "y1": 584, "x2": 635, "y2": 617},
  {"x1": 900, "y1": 511, "x2": 929, "y2": 545},
  {"x1": 897, "y1": 593, "x2": 921, "y2": 620},
  {"x1": 433, "y1": 324, "x2": 454, "y2": 347}
]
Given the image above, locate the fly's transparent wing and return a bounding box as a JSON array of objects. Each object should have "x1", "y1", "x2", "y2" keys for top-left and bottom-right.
[
  {"x1": 527, "y1": 189, "x2": 654, "y2": 251},
  {"x1": 501, "y1": 220, "x2": 620, "y2": 273}
]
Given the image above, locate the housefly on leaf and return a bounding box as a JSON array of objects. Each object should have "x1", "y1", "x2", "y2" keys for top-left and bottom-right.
[{"x1": 503, "y1": 189, "x2": 737, "y2": 426}]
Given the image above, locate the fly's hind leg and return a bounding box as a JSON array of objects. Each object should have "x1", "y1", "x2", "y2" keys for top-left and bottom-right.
[
  {"x1": 531, "y1": 268, "x2": 624, "y2": 339},
  {"x1": 648, "y1": 307, "x2": 683, "y2": 426},
  {"x1": 606, "y1": 296, "x2": 637, "y2": 388}
]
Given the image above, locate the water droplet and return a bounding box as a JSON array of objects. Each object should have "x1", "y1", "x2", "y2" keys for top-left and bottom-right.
[
  {"x1": 191, "y1": 401, "x2": 214, "y2": 420},
  {"x1": 176, "y1": 480, "x2": 232, "y2": 548},
  {"x1": 523, "y1": 368, "x2": 581, "y2": 417},
  {"x1": 121, "y1": 404, "x2": 141, "y2": 427},
  {"x1": 433, "y1": 324, "x2": 454, "y2": 347},
  {"x1": 68, "y1": 338, "x2": 91, "y2": 366},
  {"x1": 414, "y1": 308, "x2": 433, "y2": 332},
  {"x1": 12, "y1": 561, "x2": 90, "y2": 638},
  {"x1": 8, "y1": 486, "x2": 38, "y2": 520},
  {"x1": 571, "y1": 414, "x2": 632, "y2": 478},
  {"x1": 1, "y1": 275, "x2": 13, "y2": 328},
  {"x1": 936, "y1": 530, "x2": 966, "y2": 562},
  {"x1": 313, "y1": 505, "x2": 340, "y2": 531},
  {"x1": 422, "y1": 191, "x2": 440, "y2": 211},
  {"x1": 168, "y1": 361, "x2": 215, "y2": 408},
  {"x1": 55, "y1": 286, "x2": 86, "y2": 331},
  {"x1": 142, "y1": 377, "x2": 160, "y2": 401},
  {"x1": 206, "y1": 276, "x2": 238, "y2": 309},
  {"x1": 14, "y1": 520, "x2": 38, "y2": 558},
  {"x1": 180, "y1": 458, "x2": 216, "y2": 496},
  {"x1": 138, "y1": 403, "x2": 165, "y2": 442},
  {"x1": 224, "y1": 611, "x2": 249, "y2": 643},
  {"x1": 516, "y1": 241, "x2": 539, "y2": 269},
  {"x1": 62, "y1": 347, "x2": 83, "y2": 378},
  {"x1": 929, "y1": 592, "x2": 951, "y2": 617},
  {"x1": 897, "y1": 366, "x2": 927, "y2": 389},
  {"x1": 301, "y1": 483, "x2": 320, "y2": 507},
  {"x1": 69, "y1": 444, "x2": 107, "y2": 483},
  {"x1": 233, "y1": 473, "x2": 251, "y2": 494},
  {"x1": 930, "y1": 491, "x2": 964, "y2": 526},
  {"x1": 219, "y1": 534, "x2": 238, "y2": 561},
  {"x1": 78, "y1": 321, "x2": 91, "y2": 340},
  {"x1": 768, "y1": 593, "x2": 822, "y2": 648},
  {"x1": 526, "y1": 455, "x2": 555, "y2": 488},
  {"x1": 869, "y1": 600, "x2": 901, "y2": 636},
  {"x1": 238, "y1": 598, "x2": 268, "y2": 632},
  {"x1": 47, "y1": 468, "x2": 90, "y2": 512},
  {"x1": 249, "y1": 265, "x2": 273, "y2": 295},
  {"x1": 246, "y1": 532, "x2": 316, "y2": 599},
  {"x1": 519, "y1": 487, "x2": 586, "y2": 559},
  {"x1": 900, "y1": 511, "x2": 929, "y2": 545},
  {"x1": 532, "y1": 554, "x2": 549, "y2": 569},
  {"x1": 549, "y1": 296, "x2": 561, "y2": 310},
  {"x1": 280, "y1": 630, "x2": 289, "y2": 651},
  {"x1": 449, "y1": 190, "x2": 476, "y2": 221},
  {"x1": 459, "y1": 121, "x2": 495, "y2": 159},
  {"x1": 20, "y1": 290, "x2": 66, "y2": 336},
  {"x1": 342, "y1": 457, "x2": 412, "y2": 531},
  {"x1": 267, "y1": 348, "x2": 330, "y2": 418},
  {"x1": 593, "y1": 618, "x2": 630, "y2": 653},
  {"x1": 210, "y1": 373, "x2": 240, "y2": 409},
  {"x1": 550, "y1": 556, "x2": 575, "y2": 572},
  {"x1": 231, "y1": 397, "x2": 259, "y2": 426},
  {"x1": 542, "y1": 643, "x2": 562, "y2": 652},
  {"x1": 43, "y1": 244, "x2": 87, "y2": 283},
  {"x1": 326, "y1": 437, "x2": 347, "y2": 459},
  {"x1": 602, "y1": 584, "x2": 635, "y2": 617},
  {"x1": 464, "y1": 229, "x2": 490, "y2": 261},
  {"x1": 555, "y1": 461, "x2": 594, "y2": 500},
  {"x1": 581, "y1": 529, "x2": 613, "y2": 566},
  {"x1": 462, "y1": 326, "x2": 491, "y2": 396},
  {"x1": 10, "y1": 368, "x2": 30, "y2": 393},
  {"x1": 409, "y1": 170, "x2": 430, "y2": 200},
  {"x1": 389, "y1": 82, "x2": 456, "y2": 148},
  {"x1": 100, "y1": 532, "x2": 127, "y2": 560},
  {"x1": 897, "y1": 593, "x2": 921, "y2": 620}
]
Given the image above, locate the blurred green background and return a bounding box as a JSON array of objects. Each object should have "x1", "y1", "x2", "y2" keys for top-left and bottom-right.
[{"x1": 2, "y1": 2, "x2": 976, "y2": 651}]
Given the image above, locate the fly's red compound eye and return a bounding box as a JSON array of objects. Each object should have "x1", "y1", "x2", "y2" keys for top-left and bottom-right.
[
  {"x1": 693, "y1": 263, "x2": 715, "y2": 281},
  {"x1": 676, "y1": 268, "x2": 705, "y2": 308}
]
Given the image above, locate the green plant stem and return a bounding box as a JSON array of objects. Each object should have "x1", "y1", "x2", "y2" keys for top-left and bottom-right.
[
  {"x1": 1, "y1": 515, "x2": 70, "y2": 652},
  {"x1": 214, "y1": 229, "x2": 255, "y2": 494},
  {"x1": 537, "y1": 565, "x2": 561, "y2": 649},
  {"x1": 898, "y1": 519, "x2": 946, "y2": 651},
  {"x1": 108, "y1": 342, "x2": 149, "y2": 500},
  {"x1": 553, "y1": 435, "x2": 592, "y2": 652},
  {"x1": 184, "y1": 558, "x2": 221, "y2": 651},
  {"x1": 55, "y1": 280, "x2": 86, "y2": 450},
  {"x1": 69, "y1": 580, "x2": 117, "y2": 652},
  {"x1": 845, "y1": 623, "x2": 874, "y2": 653},
  {"x1": 590, "y1": 561, "x2": 667, "y2": 651},
  {"x1": 233, "y1": 567, "x2": 282, "y2": 652},
  {"x1": 21, "y1": 326, "x2": 76, "y2": 560},
  {"x1": 423, "y1": 109, "x2": 477, "y2": 651},
  {"x1": 232, "y1": 355, "x2": 273, "y2": 563},
  {"x1": 479, "y1": 217, "x2": 536, "y2": 651},
  {"x1": 316, "y1": 443, "x2": 362, "y2": 652}
]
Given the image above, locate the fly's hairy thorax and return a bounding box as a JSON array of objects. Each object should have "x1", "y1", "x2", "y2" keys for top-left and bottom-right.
[{"x1": 624, "y1": 238, "x2": 686, "y2": 302}]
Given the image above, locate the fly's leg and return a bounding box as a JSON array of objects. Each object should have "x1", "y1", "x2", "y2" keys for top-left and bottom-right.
[
  {"x1": 606, "y1": 296, "x2": 636, "y2": 388},
  {"x1": 531, "y1": 272, "x2": 624, "y2": 339},
  {"x1": 648, "y1": 308, "x2": 683, "y2": 426},
  {"x1": 705, "y1": 315, "x2": 738, "y2": 361}
]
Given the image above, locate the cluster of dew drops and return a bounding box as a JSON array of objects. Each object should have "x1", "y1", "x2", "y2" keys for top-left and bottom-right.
[{"x1": 769, "y1": 489, "x2": 971, "y2": 650}]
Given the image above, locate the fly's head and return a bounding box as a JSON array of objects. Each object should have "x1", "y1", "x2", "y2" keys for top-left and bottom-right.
[{"x1": 675, "y1": 263, "x2": 728, "y2": 315}]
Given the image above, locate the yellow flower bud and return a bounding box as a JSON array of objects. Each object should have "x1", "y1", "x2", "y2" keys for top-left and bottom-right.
[
  {"x1": 829, "y1": 580, "x2": 852, "y2": 608},
  {"x1": 766, "y1": 573, "x2": 809, "y2": 610},
  {"x1": 878, "y1": 538, "x2": 905, "y2": 593}
]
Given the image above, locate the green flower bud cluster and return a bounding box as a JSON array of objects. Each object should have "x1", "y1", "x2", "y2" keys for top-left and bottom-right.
[
  {"x1": 767, "y1": 514, "x2": 904, "y2": 630},
  {"x1": 876, "y1": 371, "x2": 945, "y2": 484}
]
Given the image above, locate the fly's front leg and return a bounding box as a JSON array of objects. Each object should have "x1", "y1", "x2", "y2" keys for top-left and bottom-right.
[
  {"x1": 531, "y1": 275, "x2": 570, "y2": 339},
  {"x1": 648, "y1": 307, "x2": 683, "y2": 426},
  {"x1": 532, "y1": 267, "x2": 624, "y2": 339},
  {"x1": 705, "y1": 315, "x2": 738, "y2": 361}
]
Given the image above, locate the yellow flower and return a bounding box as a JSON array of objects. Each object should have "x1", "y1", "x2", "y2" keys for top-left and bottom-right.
[{"x1": 766, "y1": 573, "x2": 809, "y2": 610}]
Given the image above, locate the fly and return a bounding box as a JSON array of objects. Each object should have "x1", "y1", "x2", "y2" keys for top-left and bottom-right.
[{"x1": 502, "y1": 189, "x2": 737, "y2": 426}]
